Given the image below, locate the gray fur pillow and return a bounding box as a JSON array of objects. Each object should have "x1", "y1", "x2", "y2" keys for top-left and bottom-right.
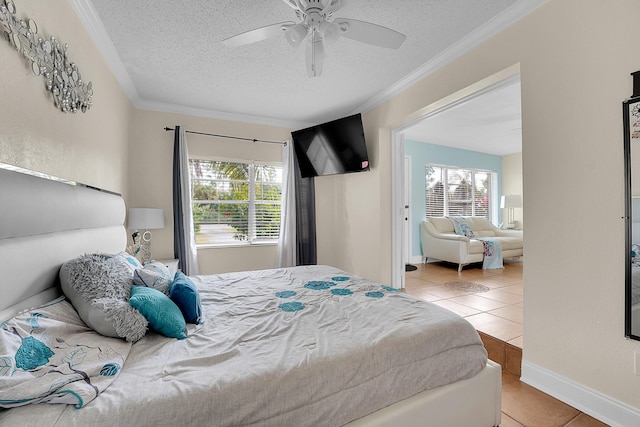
[{"x1": 60, "y1": 253, "x2": 148, "y2": 342}]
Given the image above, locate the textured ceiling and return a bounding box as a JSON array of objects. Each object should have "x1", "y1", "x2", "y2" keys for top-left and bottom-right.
[
  {"x1": 73, "y1": 0, "x2": 542, "y2": 131},
  {"x1": 404, "y1": 77, "x2": 522, "y2": 156}
]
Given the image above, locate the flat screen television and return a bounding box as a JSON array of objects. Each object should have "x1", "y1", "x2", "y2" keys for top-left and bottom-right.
[{"x1": 291, "y1": 113, "x2": 370, "y2": 178}]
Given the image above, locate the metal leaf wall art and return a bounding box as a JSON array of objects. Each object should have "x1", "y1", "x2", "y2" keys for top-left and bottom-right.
[{"x1": 0, "y1": 0, "x2": 93, "y2": 113}]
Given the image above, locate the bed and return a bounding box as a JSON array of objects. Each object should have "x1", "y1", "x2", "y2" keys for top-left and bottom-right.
[{"x1": 0, "y1": 165, "x2": 501, "y2": 426}]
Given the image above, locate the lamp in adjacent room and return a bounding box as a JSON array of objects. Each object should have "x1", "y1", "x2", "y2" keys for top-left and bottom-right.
[
  {"x1": 500, "y1": 195, "x2": 522, "y2": 229},
  {"x1": 127, "y1": 208, "x2": 165, "y2": 263}
]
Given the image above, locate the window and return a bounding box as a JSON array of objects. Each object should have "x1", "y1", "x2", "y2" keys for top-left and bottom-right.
[
  {"x1": 189, "y1": 159, "x2": 282, "y2": 246},
  {"x1": 425, "y1": 165, "x2": 497, "y2": 220}
]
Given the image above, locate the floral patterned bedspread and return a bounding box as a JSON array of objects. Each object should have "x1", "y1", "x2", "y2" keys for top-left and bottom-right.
[
  {"x1": 0, "y1": 266, "x2": 487, "y2": 426},
  {"x1": 0, "y1": 297, "x2": 131, "y2": 408}
]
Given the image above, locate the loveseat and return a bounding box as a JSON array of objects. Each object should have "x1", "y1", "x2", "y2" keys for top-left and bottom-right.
[{"x1": 421, "y1": 216, "x2": 523, "y2": 271}]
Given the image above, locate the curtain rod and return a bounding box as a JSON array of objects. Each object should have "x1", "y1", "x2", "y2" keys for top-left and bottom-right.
[{"x1": 163, "y1": 127, "x2": 286, "y2": 145}]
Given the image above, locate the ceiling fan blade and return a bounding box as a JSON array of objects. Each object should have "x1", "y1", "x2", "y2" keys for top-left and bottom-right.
[
  {"x1": 334, "y1": 18, "x2": 406, "y2": 49},
  {"x1": 280, "y1": 0, "x2": 300, "y2": 9},
  {"x1": 223, "y1": 21, "x2": 295, "y2": 47},
  {"x1": 282, "y1": 0, "x2": 304, "y2": 10},
  {"x1": 321, "y1": 0, "x2": 342, "y2": 16}
]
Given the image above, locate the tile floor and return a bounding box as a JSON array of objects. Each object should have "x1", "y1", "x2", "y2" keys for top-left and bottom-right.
[
  {"x1": 404, "y1": 260, "x2": 609, "y2": 427},
  {"x1": 404, "y1": 259, "x2": 524, "y2": 349}
]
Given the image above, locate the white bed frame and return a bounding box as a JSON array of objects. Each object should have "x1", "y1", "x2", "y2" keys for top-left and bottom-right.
[{"x1": 0, "y1": 165, "x2": 501, "y2": 426}]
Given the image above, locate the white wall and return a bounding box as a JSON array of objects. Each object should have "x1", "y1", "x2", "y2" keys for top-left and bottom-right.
[{"x1": 317, "y1": 0, "x2": 640, "y2": 414}]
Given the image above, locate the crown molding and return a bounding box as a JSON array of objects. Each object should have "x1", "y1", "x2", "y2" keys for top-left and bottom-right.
[
  {"x1": 353, "y1": 0, "x2": 547, "y2": 115},
  {"x1": 71, "y1": 0, "x2": 312, "y2": 130},
  {"x1": 70, "y1": 0, "x2": 141, "y2": 104},
  {"x1": 71, "y1": 0, "x2": 545, "y2": 129},
  {"x1": 136, "y1": 99, "x2": 313, "y2": 131}
]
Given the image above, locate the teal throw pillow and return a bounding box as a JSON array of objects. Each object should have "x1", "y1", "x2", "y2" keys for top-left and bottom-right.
[
  {"x1": 129, "y1": 286, "x2": 187, "y2": 339},
  {"x1": 169, "y1": 271, "x2": 202, "y2": 324}
]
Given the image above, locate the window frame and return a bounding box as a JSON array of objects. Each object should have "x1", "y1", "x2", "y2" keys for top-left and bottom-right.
[
  {"x1": 425, "y1": 163, "x2": 498, "y2": 223},
  {"x1": 189, "y1": 156, "x2": 283, "y2": 248}
]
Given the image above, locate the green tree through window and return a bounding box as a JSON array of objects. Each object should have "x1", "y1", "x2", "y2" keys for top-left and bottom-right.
[
  {"x1": 425, "y1": 165, "x2": 496, "y2": 221},
  {"x1": 189, "y1": 159, "x2": 282, "y2": 245}
]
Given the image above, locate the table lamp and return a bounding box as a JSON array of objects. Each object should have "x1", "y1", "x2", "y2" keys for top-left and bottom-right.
[
  {"x1": 500, "y1": 195, "x2": 522, "y2": 229},
  {"x1": 128, "y1": 208, "x2": 165, "y2": 263}
]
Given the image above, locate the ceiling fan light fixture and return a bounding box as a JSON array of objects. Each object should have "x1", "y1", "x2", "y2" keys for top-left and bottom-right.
[
  {"x1": 225, "y1": 0, "x2": 407, "y2": 77},
  {"x1": 285, "y1": 23, "x2": 308, "y2": 47},
  {"x1": 318, "y1": 20, "x2": 339, "y2": 44}
]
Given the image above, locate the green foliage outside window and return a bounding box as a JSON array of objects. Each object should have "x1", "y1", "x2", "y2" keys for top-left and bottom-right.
[{"x1": 189, "y1": 159, "x2": 282, "y2": 244}]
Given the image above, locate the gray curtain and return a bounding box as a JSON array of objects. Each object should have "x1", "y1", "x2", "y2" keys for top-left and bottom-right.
[
  {"x1": 172, "y1": 126, "x2": 200, "y2": 275},
  {"x1": 293, "y1": 148, "x2": 316, "y2": 265}
]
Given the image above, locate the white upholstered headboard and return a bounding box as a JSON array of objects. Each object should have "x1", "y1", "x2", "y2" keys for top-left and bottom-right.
[{"x1": 0, "y1": 166, "x2": 126, "y2": 322}]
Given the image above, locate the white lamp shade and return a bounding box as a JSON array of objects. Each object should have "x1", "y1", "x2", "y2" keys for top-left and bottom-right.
[
  {"x1": 128, "y1": 208, "x2": 165, "y2": 230},
  {"x1": 500, "y1": 195, "x2": 522, "y2": 209}
]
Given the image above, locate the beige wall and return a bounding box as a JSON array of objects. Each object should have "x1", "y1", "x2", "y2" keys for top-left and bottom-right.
[
  {"x1": 0, "y1": 0, "x2": 131, "y2": 196},
  {"x1": 0, "y1": 1, "x2": 291, "y2": 275},
  {"x1": 127, "y1": 109, "x2": 291, "y2": 274},
  {"x1": 314, "y1": 115, "x2": 385, "y2": 279},
  {"x1": 319, "y1": 0, "x2": 638, "y2": 410},
  {"x1": 502, "y1": 152, "x2": 523, "y2": 228}
]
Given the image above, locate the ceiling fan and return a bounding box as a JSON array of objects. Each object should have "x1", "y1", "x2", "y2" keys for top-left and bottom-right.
[{"x1": 222, "y1": 0, "x2": 407, "y2": 78}]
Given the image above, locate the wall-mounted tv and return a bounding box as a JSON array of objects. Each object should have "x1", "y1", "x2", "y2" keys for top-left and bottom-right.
[{"x1": 291, "y1": 113, "x2": 370, "y2": 178}]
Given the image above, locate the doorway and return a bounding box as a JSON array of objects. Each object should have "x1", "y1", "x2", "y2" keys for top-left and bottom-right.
[
  {"x1": 391, "y1": 67, "x2": 523, "y2": 289},
  {"x1": 393, "y1": 69, "x2": 525, "y2": 365},
  {"x1": 403, "y1": 156, "x2": 417, "y2": 272}
]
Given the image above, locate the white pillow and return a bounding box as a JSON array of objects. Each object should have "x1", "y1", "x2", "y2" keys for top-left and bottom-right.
[
  {"x1": 133, "y1": 261, "x2": 173, "y2": 294},
  {"x1": 59, "y1": 253, "x2": 148, "y2": 342},
  {"x1": 116, "y1": 251, "x2": 143, "y2": 275}
]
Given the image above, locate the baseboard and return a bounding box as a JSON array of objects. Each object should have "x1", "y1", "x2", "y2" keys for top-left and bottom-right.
[
  {"x1": 521, "y1": 360, "x2": 640, "y2": 427},
  {"x1": 409, "y1": 256, "x2": 424, "y2": 265}
]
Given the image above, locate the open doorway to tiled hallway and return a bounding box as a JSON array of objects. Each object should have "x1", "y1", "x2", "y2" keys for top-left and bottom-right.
[{"x1": 404, "y1": 260, "x2": 608, "y2": 426}]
